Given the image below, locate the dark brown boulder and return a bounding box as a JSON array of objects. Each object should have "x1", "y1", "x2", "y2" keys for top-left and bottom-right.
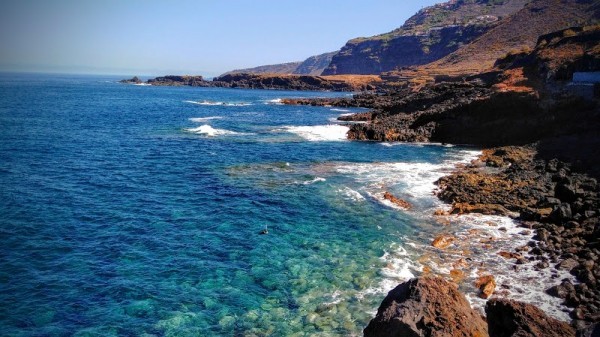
[
  {"x1": 364, "y1": 276, "x2": 488, "y2": 337},
  {"x1": 486, "y1": 298, "x2": 575, "y2": 337}
]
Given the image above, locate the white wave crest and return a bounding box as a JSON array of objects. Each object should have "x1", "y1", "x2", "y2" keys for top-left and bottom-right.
[
  {"x1": 330, "y1": 108, "x2": 350, "y2": 112},
  {"x1": 278, "y1": 125, "x2": 349, "y2": 142},
  {"x1": 264, "y1": 98, "x2": 283, "y2": 105},
  {"x1": 185, "y1": 125, "x2": 242, "y2": 137},
  {"x1": 302, "y1": 177, "x2": 326, "y2": 185},
  {"x1": 337, "y1": 187, "x2": 365, "y2": 202},
  {"x1": 184, "y1": 100, "x2": 252, "y2": 106},
  {"x1": 189, "y1": 117, "x2": 224, "y2": 123}
]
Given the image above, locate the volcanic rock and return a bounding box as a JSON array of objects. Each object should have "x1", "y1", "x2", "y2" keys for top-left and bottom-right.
[
  {"x1": 364, "y1": 276, "x2": 488, "y2": 337},
  {"x1": 486, "y1": 298, "x2": 575, "y2": 337},
  {"x1": 475, "y1": 275, "x2": 497, "y2": 299},
  {"x1": 432, "y1": 234, "x2": 456, "y2": 249},
  {"x1": 383, "y1": 192, "x2": 412, "y2": 210}
]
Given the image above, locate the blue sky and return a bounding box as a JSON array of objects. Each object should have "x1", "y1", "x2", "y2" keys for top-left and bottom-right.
[{"x1": 0, "y1": 0, "x2": 441, "y2": 77}]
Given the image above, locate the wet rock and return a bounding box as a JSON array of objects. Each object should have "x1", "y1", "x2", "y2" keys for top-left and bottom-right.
[
  {"x1": 432, "y1": 234, "x2": 456, "y2": 249},
  {"x1": 551, "y1": 203, "x2": 573, "y2": 222},
  {"x1": 433, "y1": 209, "x2": 449, "y2": 216},
  {"x1": 449, "y1": 269, "x2": 466, "y2": 284},
  {"x1": 450, "y1": 202, "x2": 511, "y2": 216},
  {"x1": 547, "y1": 281, "x2": 573, "y2": 299},
  {"x1": 536, "y1": 261, "x2": 550, "y2": 269},
  {"x1": 383, "y1": 192, "x2": 412, "y2": 210},
  {"x1": 486, "y1": 298, "x2": 576, "y2": 337},
  {"x1": 544, "y1": 197, "x2": 562, "y2": 207},
  {"x1": 475, "y1": 275, "x2": 496, "y2": 299},
  {"x1": 576, "y1": 322, "x2": 600, "y2": 337},
  {"x1": 498, "y1": 251, "x2": 522, "y2": 260},
  {"x1": 558, "y1": 258, "x2": 580, "y2": 271},
  {"x1": 364, "y1": 277, "x2": 488, "y2": 337},
  {"x1": 556, "y1": 182, "x2": 578, "y2": 202},
  {"x1": 535, "y1": 228, "x2": 550, "y2": 242}
]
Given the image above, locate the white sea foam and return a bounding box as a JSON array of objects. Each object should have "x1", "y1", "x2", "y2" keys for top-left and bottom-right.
[
  {"x1": 337, "y1": 187, "x2": 365, "y2": 202},
  {"x1": 380, "y1": 141, "x2": 456, "y2": 148},
  {"x1": 327, "y1": 147, "x2": 572, "y2": 321},
  {"x1": 302, "y1": 177, "x2": 326, "y2": 185},
  {"x1": 185, "y1": 125, "x2": 243, "y2": 137},
  {"x1": 133, "y1": 83, "x2": 152, "y2": 86},
  {"x1": 330, "y1": 108, "x2": 351, "y2": 112},
  {"x1": 264, "y1": 98, "x2": 283, "y2": 105},
  {"x1": 415, "y1": 213, "x2": 575, "y2": 321},
  {"x1": 356, "y1": 244, "x2": 421, "y2": 302},
  {"x1": 277, "y1": 125, "x2": 349, "y2": 142},
  {"x1": 184, "y1": 100, "x2": 252, "y2": 106},
  {"x1": 188, "y1": 117, "x2": 224, "y2": 123}
]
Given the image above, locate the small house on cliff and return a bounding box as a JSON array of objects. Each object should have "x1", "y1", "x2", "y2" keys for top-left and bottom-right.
[{"x1": 568, "y1": 71, "x2": 600, "y2": 99}]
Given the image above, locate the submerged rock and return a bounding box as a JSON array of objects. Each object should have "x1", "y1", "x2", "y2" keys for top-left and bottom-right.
[
  {"x1": 364, "y1": 276, "x2": 488, "y2": 337},
  {"x1": 486, "y1": 298, "x2": 575, "y2": 337},
  {"x1": 383, "y1": 192, "x2": 412, "y2": 210}
]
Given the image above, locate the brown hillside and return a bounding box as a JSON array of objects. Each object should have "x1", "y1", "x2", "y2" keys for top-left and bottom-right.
[{"x1": 418, "y1": 0, "x2": 598, "y2": 76}]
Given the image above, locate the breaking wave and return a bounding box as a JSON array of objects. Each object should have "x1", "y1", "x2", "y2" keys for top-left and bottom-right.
[{"x1": 276, "y1": 125, "x2": 349, "y2": 142}]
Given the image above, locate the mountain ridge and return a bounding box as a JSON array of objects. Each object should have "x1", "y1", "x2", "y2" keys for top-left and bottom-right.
[
  {"x1": 322, "y1": 0, "x2": 532, "y2": 75},
  {"x1": 220, "y1": 52, "x2": 336, "y2": 77}
]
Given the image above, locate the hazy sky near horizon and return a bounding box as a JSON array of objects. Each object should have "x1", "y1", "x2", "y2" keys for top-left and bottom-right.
[{"x1": 0, "y1": 0, "x2": 441, "y2": 77}]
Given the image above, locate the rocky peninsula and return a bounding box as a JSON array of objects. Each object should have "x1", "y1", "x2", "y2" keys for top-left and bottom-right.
[{"x1": 120, "y1": 73, "x2": 382, "y2": 92}]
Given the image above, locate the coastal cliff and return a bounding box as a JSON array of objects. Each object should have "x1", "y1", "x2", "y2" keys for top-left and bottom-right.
[
  {"x1": 220, "y1": 51, "x2": 337, "y2": 76},
  {"x1": 322, "y1": 0, "x2": 530, "y2": 75},
  {"x1": 416, "y1": 0, "x2": 599, "y2": 76},
  {"x1": 322, "y1": 24, "x2": 491, "y2": 76},
  {"x1": 350, "y1": 26, "x2": 599, "y2": 142}
]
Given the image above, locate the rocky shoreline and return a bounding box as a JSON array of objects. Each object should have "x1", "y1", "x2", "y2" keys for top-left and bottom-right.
[
  {"x1": 120, "y1": 73, "x2": 382, "y2": 92},
  {"x1": 437, "y1": 147, "x2": 599, "y2": 325},
  {"x1": 120, "y1": 24, "x2": 599, "y2": 335},
  {"x1": 281, "y1": 25, "x2": 600, "y2": 336},
  {"x1": 364, "y1": 276, "x2": 578, "y2": 337}
]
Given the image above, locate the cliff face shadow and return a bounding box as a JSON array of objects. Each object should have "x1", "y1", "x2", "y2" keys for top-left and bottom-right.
[{"x1": 536, "y1": 132, "x2": 600, "y2": 180}]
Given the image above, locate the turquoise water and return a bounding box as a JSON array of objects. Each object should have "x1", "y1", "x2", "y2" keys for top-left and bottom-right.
[{"x1": 0, "y1": 74, "x2": 478, "y2": 336}]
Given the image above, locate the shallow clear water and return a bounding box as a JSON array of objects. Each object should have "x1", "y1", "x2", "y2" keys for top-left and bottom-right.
[{"x1": 0, "y1": 74, "x2": 569, "y2": 336}]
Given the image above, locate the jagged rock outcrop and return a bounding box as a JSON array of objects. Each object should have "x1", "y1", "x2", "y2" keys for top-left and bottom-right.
[
  {"x1": 119, "y1": 76, "x2": 142, "y2": 84},
  {"x1": 211, "y1": 73, "x2": 380, "y2": 91},
  {"x1": 147, "y1": 75, "x2": 207, "y2": 86},
  {"x1": 363, "y1": 277, "x2": 488, "y2": 337},
  {"x1": 323, "y1": 0, "x2": 530, "y2": 75},
  {"x1": 486, "y1": 298, "x2": 576, "y2": 337},
  {"x1": 123, "y1": 73, "x2": 382, "y2": 92}
]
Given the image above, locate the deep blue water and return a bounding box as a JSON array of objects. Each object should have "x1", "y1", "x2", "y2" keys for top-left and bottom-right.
[{"x1": 0, "y1": 74, "x2": 474, "y2": 336}]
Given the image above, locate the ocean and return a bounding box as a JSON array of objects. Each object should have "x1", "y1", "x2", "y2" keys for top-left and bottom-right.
[{"x1": 0, "y1": 74, "x2": 572, "y2": 336}]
